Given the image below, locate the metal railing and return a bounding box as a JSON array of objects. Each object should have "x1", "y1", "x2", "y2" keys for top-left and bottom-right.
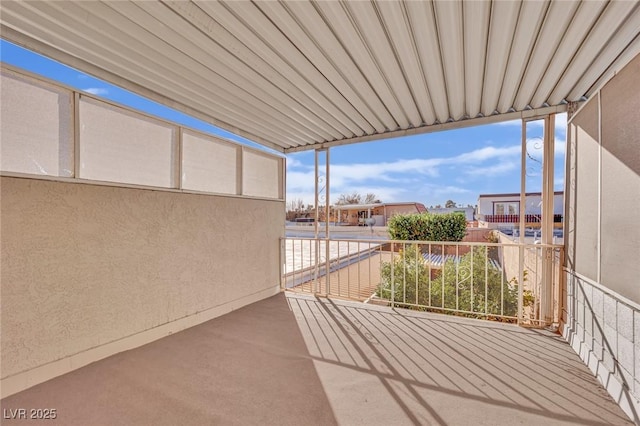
[
  {"x1": 479, "y1": 214, "x2": 563, "y2": 223},
  {"x1": 281, "y1": 237, "x2": 564, "y2": 326}
]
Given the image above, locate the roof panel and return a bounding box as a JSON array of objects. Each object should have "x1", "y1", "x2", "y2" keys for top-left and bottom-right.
[
  {"x1": 1, "y1": 0, "x2": 638, "y2": 153},
  {"x1": 375, "y1": 0, "x2": 436, "y2": 124},
  {"x1": 548, "y1": 0, "x2": 639, "y2": 104},
  {"x1": 433, "y1": 0, "x2": 465, "y2": 120},
  {"x1": 406, "y1": 0, "x2": 450, "y2": 123},
  {"x1": 462, "y1": 0, "x2": 491, "y2": 118},
  {"x1": 198, "y1": 1, "x2": 363, "y2": 138},
  {"x1": 530, "y1": 1, "x2": 607, "y2": 107},
  {"x1": 268, "y1": 0, "x2": 390, "y2": 133},
  {"x1": 497, "y1": 0, "x2": 549, "y2": 113},
  {"x1": 480, "y1": 1, "x2": 522, "y2": 116}
]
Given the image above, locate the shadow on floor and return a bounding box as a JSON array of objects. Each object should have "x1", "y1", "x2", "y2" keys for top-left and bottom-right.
[
  {"x1": 1, "y1": 292, "x2": 633, "y2": 425},
  {"x1": 287, "y1": 292, "x2": 632, "y2": 426}
]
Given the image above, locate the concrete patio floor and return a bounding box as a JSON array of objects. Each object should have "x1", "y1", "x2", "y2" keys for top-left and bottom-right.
[{"x1": 1, "y1": 292, "x2": 632, "y2": 425}]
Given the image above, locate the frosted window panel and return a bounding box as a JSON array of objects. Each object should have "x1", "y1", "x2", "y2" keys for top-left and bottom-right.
[
  {"x1": 79, "y1": 98, "x2": 176, "y2": 187},
  {"x1": 182, "y1": 131, "x2": 238, "y2": 194},
  {"x1": 243, "y1": 150, "x2": 282, "y2": 199},
  {"x1": 0, "y1": 70, "x2": 73, "y2": 176}
]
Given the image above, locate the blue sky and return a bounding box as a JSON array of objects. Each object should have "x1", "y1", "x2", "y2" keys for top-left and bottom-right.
[{"x1": 2, "y1": 40, "x2": 565, "y2": 207}]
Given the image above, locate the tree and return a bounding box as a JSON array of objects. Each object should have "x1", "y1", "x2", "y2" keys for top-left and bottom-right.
[
  {"x1": 336, "y1": 192, "x2": 361, "y2": 205},
  {"x1": 378, "y1": 246, "x2": 519, "y2": 320},
  {"x1": 445, "y1": 199, "x2": 456, "y2": 208},
  {"x1": 335, "y1": 192, "x2": 381, "y2": 205},
  {"x1": 364, "y1": 193, "x2": 381, "y2": 204},
  {"x1": 287, "y1": 198, "x2": 304, "y2": 213}
]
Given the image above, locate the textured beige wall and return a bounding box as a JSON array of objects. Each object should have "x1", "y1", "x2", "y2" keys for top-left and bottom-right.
[
  {"x1": 1, "y1": 177, "x2": 284, "y2": 381},
  {"x1": 599, "y1": 53, "x2": 640, "y2": 303},
  {"x1": 567, "y1": 53, "x2": 640, "y2": 303},
  {"x1": 571, "y1": 99, "x2": 599, "y2": 282}
]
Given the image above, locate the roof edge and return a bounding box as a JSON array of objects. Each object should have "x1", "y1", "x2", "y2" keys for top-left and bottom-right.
[{"x1": 285, "y1": 104, "x2": 570, "y2": 153}]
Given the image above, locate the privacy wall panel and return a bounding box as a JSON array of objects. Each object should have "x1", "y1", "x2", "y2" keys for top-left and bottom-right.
[
  {"x1": 1, "y1": 177, "x2": 284, "y2": 378},
  {"x1": 243, "y1": 150, "x2": 282, "y2": 199},
  {"x1": 181, "y1": 131, "x2": 238, "y2": 194},
  {"x1": 599, "y1": 54, "x2": 640, "y2": 303},
  {"x1": 571, "y1": 100, "x2": 599, "y2": 282},
  {"x1": 79, "y1": 97, "x2": 177, "y2": 187},
  {"x1": 0, "y1": 70, "x2": 73, "y2": 176}
]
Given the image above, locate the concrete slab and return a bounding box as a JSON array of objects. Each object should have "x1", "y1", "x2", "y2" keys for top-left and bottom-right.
[{"x1": 1, "y1": 292, "x2": 633, "y2": 425}]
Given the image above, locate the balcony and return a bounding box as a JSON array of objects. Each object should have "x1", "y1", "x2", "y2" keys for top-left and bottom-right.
[
  {"x1": 1, "y1": 292, "x2": 631, "y2": 425},
  {"x1": 479, "y1": 214, "x2": 564, "y2": 224},
  {"x1": 283, "y1": 238, "x2": 564, "y2": 326}
]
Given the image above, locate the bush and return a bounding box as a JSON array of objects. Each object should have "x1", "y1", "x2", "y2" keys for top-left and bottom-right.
[
  {"x1": 387, "y1": 212, "x2": 466, "y2": 242},
  {"x1": 378, "y1": 246, "x2": 519, "y2": 319}
]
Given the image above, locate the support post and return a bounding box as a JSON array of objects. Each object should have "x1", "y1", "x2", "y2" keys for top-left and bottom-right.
[
  {"x1": 325, "y1": 148, "x2": 331, "y2": 297},
  {"x1": 314, "y1": 150, "x2": 320, "y2": 294},
  {"x1": 314, "y1": 148, "x2": 330, "y2": 296},
  {"x1": 541, "y1": 114, "x2": 556, "y2": 326},
  {"x1": 518, "y1": 120, "x2": 526, "y2": 325}
]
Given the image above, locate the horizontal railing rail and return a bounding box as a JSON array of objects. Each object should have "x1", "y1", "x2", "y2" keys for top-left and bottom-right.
[{"x1": 281, "y1": 237, "x2": 563, "y2": 327}]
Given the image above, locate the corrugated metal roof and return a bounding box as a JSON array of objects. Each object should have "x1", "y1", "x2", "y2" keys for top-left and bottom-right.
[{"x1": 1, "y1": 1, "x2": 639, "y2": 153}]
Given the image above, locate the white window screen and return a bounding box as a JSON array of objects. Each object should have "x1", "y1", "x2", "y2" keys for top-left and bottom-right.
[
  {"x1": 181, "y1": 131, "x2": 238, "y2": 194},
  {"x1": 79, "y1": 97, "x2": 176, "y2": 188},
  {"x1": 243, "y1": 150, "x2": 282, "y2": 199},
  {"x1": 0, "y1": 70, "x2": 73, "y2": 176}
]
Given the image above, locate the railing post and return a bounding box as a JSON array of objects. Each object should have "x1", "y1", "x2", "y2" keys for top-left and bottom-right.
[
  {"x1": 325, "y1": 148, "x2": 331, "y2": 297},
  {"x1": 314, "y1": 150, "x2": 320, "y2": 294},
  {"x1": 390, "y1": 242, "x2": 395, "y2": 308},
  {"x1": 280, "y1": 238, "x2": 284, "y2": 290}
]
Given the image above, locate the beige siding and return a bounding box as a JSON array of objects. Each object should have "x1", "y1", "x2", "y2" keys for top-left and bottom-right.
[
  {"x1": 571, "y1": 99, "x2": 600, "y2": 282},
  {"x1": 599, "y1": 56, "x2": 640, "y2": 302},
  {"x1": 1, "y1": 177, "x2": 283, "y2": 385},
  {"x1": 563, "y1": 52, "x2": 640, "y2": 421},
  {"x1": 567, "y1": 53, "x2": 640, "y2": 303}
]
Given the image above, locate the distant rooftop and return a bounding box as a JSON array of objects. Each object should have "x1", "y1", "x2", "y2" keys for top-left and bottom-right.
[{"x1": 478, "y1": 191, "x2": 564, "y2": 199}]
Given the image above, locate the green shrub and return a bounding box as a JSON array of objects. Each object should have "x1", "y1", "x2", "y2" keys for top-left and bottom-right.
[
  {"x1": 378, "y1": 246, "x2": 519, "y2": 319},
  {"x1": 387, "y1": 212, "x2": 466, "y2": 242}
]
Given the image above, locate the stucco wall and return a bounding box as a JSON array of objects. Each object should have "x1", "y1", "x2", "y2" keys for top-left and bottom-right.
[
  {"x1": 1, "y1": 177, "x2": 283, "y2": 393},
  {"x1": 563, "y1": 52, "x2": 640, "y2": 421}
]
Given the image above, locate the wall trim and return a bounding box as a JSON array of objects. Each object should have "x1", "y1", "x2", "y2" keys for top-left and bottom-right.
[
  {"x1": 0, "y1": 172, "x2": 285, "y2": 203},
  {"x1": 1, "y1": 285, "x2": 280, "y2": 399}
]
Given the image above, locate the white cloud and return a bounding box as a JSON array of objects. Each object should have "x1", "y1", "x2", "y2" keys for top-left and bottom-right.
[
  {"x1": 463, "y1": 161, "x2": 519, "y2": 178},
  {"x1": 286, "y1": 144, "x2": 528, "y2": 206},
  {"x1": 286, "y1": 157, "x2": 303, "y2": 169},
  {"x1": 417, "y1": 184, "x2": 471, "y2": 206},
  {"x1": 83, "y1": 87, "x2": 109, "y2": 96}
]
